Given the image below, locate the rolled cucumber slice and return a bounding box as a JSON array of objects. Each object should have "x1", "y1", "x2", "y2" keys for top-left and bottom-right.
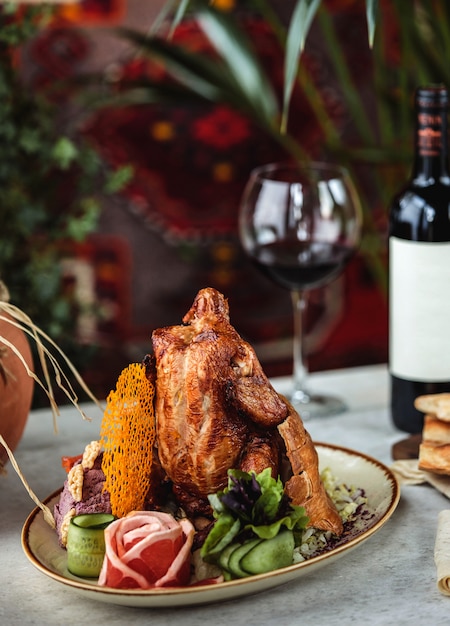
[
  {"x1": 70, "y1": 513, "x2": 115, "y2": 530},
  {"x1": 218, "y1": 542, "x2": 239, "y2": 572},
  {"x1": 67, "y1": 513, "x2": 115, "y2": 578},
  {"x1": 240, "y1": 529, "x2": 294, "y2": 575},
  {"x1": 227, "y1": 538, "x2": 262, "y2": 578}
]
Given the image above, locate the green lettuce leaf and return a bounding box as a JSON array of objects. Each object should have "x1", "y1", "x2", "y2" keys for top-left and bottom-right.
[
  {"x1": 246, "y1": 504, "x2": 309, "y2": 541},
  {"x1": 200, "y1": 513, "x2": 241, "y2": 559},
  {"x1": 201, "y1": 467, "x2": 309, "y2": 564}
]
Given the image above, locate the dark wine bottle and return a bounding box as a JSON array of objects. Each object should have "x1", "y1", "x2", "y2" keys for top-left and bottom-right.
[{"x1": 389, "y1": 85, "x2": 450, "y2": 433}]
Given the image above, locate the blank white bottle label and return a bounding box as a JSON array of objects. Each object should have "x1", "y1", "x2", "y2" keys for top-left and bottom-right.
[{"x1": 389, "y1": 237, "x2": 450, "y2": 381}]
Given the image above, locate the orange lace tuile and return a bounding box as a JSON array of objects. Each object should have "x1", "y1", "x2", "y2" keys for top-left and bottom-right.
[{"x1": 100, "y1": 363, "x2": 156, "y2": 518}]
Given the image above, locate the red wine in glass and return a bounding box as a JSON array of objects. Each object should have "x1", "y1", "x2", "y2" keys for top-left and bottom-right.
[
  {"x1": 252, "y1": 241, "x2": 355, "y2": 291},
  {"x1": 239, "y1": 162, "x2": 362, "y2": 418}
]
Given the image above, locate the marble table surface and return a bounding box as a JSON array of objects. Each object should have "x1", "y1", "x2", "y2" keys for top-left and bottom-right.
[{"x1": 1, "y1": 364, "x2": 449, "y2": 625}]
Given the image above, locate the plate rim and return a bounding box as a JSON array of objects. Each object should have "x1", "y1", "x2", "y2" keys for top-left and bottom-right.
[{"x1": 21, "y1": 442, "x2": 400, "y2": 601}]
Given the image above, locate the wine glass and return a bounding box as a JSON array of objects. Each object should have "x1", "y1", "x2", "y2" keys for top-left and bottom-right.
[{"x1": 238, "y1": 162, "x2": 362, "y2": 418}]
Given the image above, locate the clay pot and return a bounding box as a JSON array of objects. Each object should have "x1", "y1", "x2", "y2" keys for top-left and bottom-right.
[{"x1": 0, "y1": 313, "x2": 34, "y2": 469}]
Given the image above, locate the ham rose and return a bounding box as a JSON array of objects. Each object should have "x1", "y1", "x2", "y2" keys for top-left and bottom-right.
[{"x1": 98, "y1": 511, "x2": 195, "y2": 589}]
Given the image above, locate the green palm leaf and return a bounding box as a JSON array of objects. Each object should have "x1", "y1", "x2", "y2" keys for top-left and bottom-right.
[
  {"x1": 115, "y1": 28, "x2": 243, "y2": 108},
  {"x1": 282, "y1": 0, "x2": 321, "y2": 133},
  {"x1": 366, "y1": 0, "x2": 379, "y2": 48},
  {"x1": 197, "y1": 6, "x2": 279, "y2": 125},
  {"x1": 114, "y1": 25, "x2": 280, "y2": 136}
]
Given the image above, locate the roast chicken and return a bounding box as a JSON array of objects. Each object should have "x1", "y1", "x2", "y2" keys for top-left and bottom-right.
[{"x1": 149, "y1": 287, "x2": 342, "y2": 536}]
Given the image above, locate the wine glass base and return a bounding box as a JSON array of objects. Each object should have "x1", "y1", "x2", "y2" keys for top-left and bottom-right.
[{"x1": 290, "y1": 389, "x2": 347, "y2": 419}]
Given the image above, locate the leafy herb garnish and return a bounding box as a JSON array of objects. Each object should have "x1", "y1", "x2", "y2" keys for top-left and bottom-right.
[{"x1": 201, "y1": 468, "x2": 309, "y2": 564}]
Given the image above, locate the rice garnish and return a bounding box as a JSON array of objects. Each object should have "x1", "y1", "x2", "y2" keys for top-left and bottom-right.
[{"x1": 293, "y1": 467, "x2": 370, "y2": 563}]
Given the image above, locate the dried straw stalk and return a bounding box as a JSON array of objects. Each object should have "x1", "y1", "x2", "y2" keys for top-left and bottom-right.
[{"x1": 0, "y1": 280, "x2": 104, "y2": 527}]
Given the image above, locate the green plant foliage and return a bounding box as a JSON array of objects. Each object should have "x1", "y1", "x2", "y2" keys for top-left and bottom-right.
[
  {"x1": 107, "y1": 0, "x2": 450, "y2": 296},
  {"x1": 0, "y1": 4, "x2": 132, "y2": 401}
]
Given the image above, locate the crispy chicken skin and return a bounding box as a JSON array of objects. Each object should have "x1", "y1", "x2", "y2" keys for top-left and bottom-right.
[
  {"x1": 150, "y1": 287, "x2": 342, "y2": 536},
  {"x1": 151, "y1": 288, "x2": 287, "y2": 500},
  {"x1": 278, "y1": 405, "x2": 343, "y2": 535}
]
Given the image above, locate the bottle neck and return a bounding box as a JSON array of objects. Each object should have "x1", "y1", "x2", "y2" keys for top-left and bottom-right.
[{"x1": 412, "y1": 102, "x2": 450, "y2": 183}]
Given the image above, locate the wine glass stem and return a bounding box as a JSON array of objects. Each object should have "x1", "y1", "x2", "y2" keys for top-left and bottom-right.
[{"x1": 291, "y1": 290, "x2": 309, "y2": 403}]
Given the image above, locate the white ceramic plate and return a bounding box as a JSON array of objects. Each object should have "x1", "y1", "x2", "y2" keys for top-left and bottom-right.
[{"x1": 22, "y1": 443, "x2": 400, "y2": 608}]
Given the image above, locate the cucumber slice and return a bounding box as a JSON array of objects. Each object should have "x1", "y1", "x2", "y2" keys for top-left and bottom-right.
[
  {"x1": 240, "y1": 530, "x2": 294, "y2": 575},
  {"x1": 227, "y1": 539, "x2": 262, "y2": 579},
  {"x1": 71, "y1": 513, "x2": 115, "y2": 530},
  {"x1": 67, "y1": 513, "x2": 115, "y2": 578},
  {"x1": 218, "y1": 542, "x2": 239, "y2": 572}
]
